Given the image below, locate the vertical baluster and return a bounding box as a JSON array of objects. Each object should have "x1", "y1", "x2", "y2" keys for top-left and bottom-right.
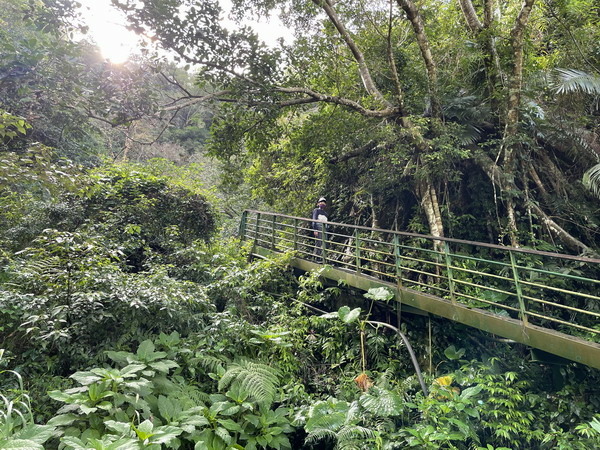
[
  {"x1": 254, "y1": 212, "x2": 261, "y2": 247},
  {"x1": 355, "y1": 229, "x2": 361, "y2": 274},
  {"x1": 293, "y1": 218, "x2": 298, "y2": 251},
  {"x1": 271, "y1": 215, "x2": 277, "y2": 250},
  {"x1": 393, "y1": 234, "x2": 403, "y2": 287},
  {"x1": 393, "y1": 233, "x2": 403, "y2": 326},
  {"x1": 509, "y1": 251, "x2": 528, "y2": 326},
  {"x1": 322, "y1": 225, "x2": 327, "y2": 263},
  {"x1": 443, "y1": 242, "x2": 456, "y2": 304}
]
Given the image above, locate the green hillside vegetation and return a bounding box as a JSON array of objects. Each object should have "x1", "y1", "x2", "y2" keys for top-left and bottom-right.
[{"x1": 1, "y1": 0, "x2": 600, "y2": 448}]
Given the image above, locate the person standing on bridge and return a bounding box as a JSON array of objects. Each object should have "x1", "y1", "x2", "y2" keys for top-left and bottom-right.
[{"x1": 312, "y1": 197, "x2": 328, "y2": 260}]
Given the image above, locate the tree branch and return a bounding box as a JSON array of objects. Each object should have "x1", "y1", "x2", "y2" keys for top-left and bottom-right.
[
  {"x1": 395, "y1": 0, "x2": 441, "y2": 117},
  {"x1": 505, "y1": 0, "x2": 536, "y2": 139},
  {"x1": 276, "y1": 87, "x2": 399, "y2": 117},
  {"x1": 386, "y1": 0, "x2": 409, "y2": 122},
  {"x1": 160, "y1": 90, "x2": 232, "y2": 112},
  {"x1": 457, "y1": 0, "x2": 483, "y2": 33},
  {"x1": 313, "y1": 0, "x2": 392, "y2": 108}
]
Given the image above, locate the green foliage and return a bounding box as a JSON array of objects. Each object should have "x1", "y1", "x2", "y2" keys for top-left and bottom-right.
[
  {"x1": 583, "y1": 162, "x2": 600, "y2": 199},
  {"x1": 0, "y1": 349, "x2": 57, "y2": 448},
  {"x1": 364, "y1": 287, "x2": 394, "y2": 303},
  {"x1": 46, "y1": 336, "x2": 294, "y2": 449},
  {"x1": 303, "y1": 398, "x2": 379, "y2": 449},
  {"x1": 0, "y1": 110, "x2": 31, "y2": 141},
  {"x1": 0, "y1": 155, "x2": 220, "y2": 383},
  {"x1": 556, "y1": 69, "x2": 600, "y2": 95},
  {"x1": 82, "y1": 165, "x2": 216, "y2": 264}
]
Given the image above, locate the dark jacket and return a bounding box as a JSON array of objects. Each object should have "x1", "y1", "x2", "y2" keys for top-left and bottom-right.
[{"x1": 312, "y1": 207, "x2": 328, "y2": 230}]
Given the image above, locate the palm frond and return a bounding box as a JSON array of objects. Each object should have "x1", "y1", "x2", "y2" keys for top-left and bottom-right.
[
  {"x1": 583, "y1": 163, "x2": 600, "y2": 198},
  {"x1": 556, "y1": 69, "x2": 600, "y2": 95}
]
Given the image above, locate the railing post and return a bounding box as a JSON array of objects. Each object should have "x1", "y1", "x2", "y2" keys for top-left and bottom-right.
[
  {"x1": 254, "y1": 212, "x2": 261, "y2": 247},
  {"x1": 393, "y1": 233, "x2": 403, "y2": 326},
  {"x1": 443, "y1": 242, "x2": 456, "y2": 304},
  {"x1": 393, "y1": 234, "x2": 403, "y2": 287},
  {"x1": 293, "y1": 218, "x2": 298, "y2": 251},
  {"x1": 271, "y1": 215, "x2": 277, "y2": 250},
  {"x1": 509, "y1": 251, "x2": 528, "y2": 326},
  {"x1": 355, "y1": 230, "x2": 361, "y2": 274},
  {"x1": 239, "y1": 210, "x2": 248, "y2": 241}
]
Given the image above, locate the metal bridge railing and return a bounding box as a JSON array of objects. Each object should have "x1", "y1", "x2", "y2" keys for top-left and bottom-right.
[{"x1": 240, "y1": 210, "x2": 600, "y2": 342}]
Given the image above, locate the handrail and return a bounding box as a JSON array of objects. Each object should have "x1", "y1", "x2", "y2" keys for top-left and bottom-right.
[
  {"x1": 241, "y1": 209, "x2": 600, "y2": 264},
  {"x1": 240, "y1": 210, "x2": 600, "y2": 345}
]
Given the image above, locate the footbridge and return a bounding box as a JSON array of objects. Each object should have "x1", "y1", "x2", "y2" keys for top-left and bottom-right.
[{"x1": 240, "y1": 210, "x2": 600, "y2": 369}]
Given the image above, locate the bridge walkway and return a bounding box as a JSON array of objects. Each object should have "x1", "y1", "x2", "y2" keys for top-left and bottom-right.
[{"x1": 240, "y1": 210, "x2": 600, "y2": 369}]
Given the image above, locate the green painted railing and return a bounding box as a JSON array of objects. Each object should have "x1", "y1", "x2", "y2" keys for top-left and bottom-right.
[{"x1": 240, "y1": 210, "x2": 600, "y2": 344}]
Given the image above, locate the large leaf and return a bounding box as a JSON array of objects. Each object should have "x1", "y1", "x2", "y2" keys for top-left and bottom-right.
[
  {"x1": 0, "y1": 439, "x2": 44, "y2": 449},
  {"x1": 364, "y1": 287, "x2": 394, "y2": 302},
  {"x1": 70, "y1": 371, "x2": 102, "y2": 385},
  {"x1": 120, "y1": 364, "x2": 147, "y2": 378},
  {"x1": 148, "y1": 426, "x2": 183, "y2": 445},
  {"x1": 444, "y1": 345, "x2": 465, "y2": 360},
  {"x1": 104, "y1": 420, "x2": 133, "y2": 436},
  {"x1": 338, "y1": 306, "x2": 361, "y2": 324},
  {"x1": 460, "y1": 384, "x2": 483, "y2": 400},
  {"x1": 105, "y1": 351, "x2": 134, "y2": 365},
  {"x1": 149, "y1": 360, "x2": 179, "y2": 373},
  {"x1": 133, "y1": 420, "x2": 155, "y2": 441},
  {"x1": 157, "y1": 395, "x2": 180, "y2": 422},
  {"x1": 218, "y1": 418, "x2": 243, "y2": 433},
  {"x1": 47, "y1": 414, "x2": 79, "y2": 426},
  {"x1": 136, "y1": 340, "x2": 167, "y2": 362}
]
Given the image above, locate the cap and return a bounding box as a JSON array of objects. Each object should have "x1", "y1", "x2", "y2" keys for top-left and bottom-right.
[{"x1": 318, "y1": 197, "x2": 327, "y2": 203}]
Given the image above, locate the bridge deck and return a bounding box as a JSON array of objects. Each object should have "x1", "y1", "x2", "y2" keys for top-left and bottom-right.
[{"x1": 242, "y1": 210, "x2": 600, "y2": 369}]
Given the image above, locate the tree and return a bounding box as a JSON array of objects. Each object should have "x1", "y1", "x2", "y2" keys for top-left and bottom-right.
[{"x1": 111, "y1": 0, "x2": 599, "y2": 252}]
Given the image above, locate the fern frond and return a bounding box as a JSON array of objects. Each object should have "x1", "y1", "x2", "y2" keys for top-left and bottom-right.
[
  {"x1": 346, "y1": 401, "x2": 361, "y2": 423},
  {"x1": 22, "y1": 257, "x2": 62, "y2": 276},
  {"x1": 172, "y1": 384, "x2": 209, "y2": 408},
  {"x1": 359, "y1": 387, "x2": 403, "y2": 417},
  {"x1": 336, "y1": 442, "x2": 363, "y2": 450},
  {"x1": 195, "y1": 355, "x2": 227, "y2": 374},
  {"x1": 305, "y1": 412, "x2": 346, "y2": 432},
  {"x1": 336, "y1": 425, "x2": 376, "y2": 442},
  {"x1": 218, "y1": 359, "x2": 280, "y2": 407},
  {"x1": 336, "y1": 425, "x2": 377, "y2": 449},
  {"x1": 305, "y1": 428, "x2": 337, "y2": 444},
  {"x1": 556, "y1": 69, "x2": 600, "y2": 95}
]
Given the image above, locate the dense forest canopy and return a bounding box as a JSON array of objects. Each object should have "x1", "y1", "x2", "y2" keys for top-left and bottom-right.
[
  {"x1": 1, "y1": 0, "x2": 600, "y2": 449},
  {"x1": 108, "y1": 0, "x2": 600, "y2": 255}
]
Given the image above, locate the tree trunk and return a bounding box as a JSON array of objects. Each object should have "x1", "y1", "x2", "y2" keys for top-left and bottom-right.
[
  {"x1": 417, "y1": 178, "x2": 444, "y2": 238},
  {"x1": 501, "y1": 0, "x2": 537, "y2": 246}
]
